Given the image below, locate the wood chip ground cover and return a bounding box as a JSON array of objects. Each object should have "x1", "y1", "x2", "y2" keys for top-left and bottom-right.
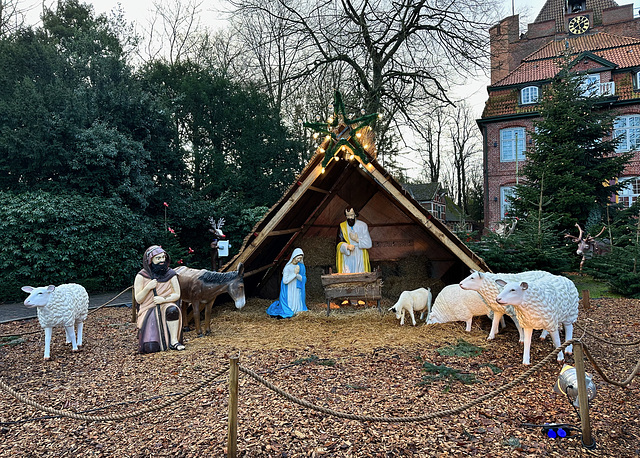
[{"x1": 0, "y1": 297, "x2": 638, "y2": 457}]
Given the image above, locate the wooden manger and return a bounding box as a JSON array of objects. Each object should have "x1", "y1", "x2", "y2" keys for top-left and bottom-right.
[{"x1": 320, "y1": 270, "x2": 383, "y2": 316}]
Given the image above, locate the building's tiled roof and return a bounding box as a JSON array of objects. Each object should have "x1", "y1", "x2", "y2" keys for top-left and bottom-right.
[
  {"x1": 535, "y1": 0, "x2": 619, "y2": 32},
  {"x1": 493, "y1": 32, "x2": 640, "y2": 87},
  {"x1": 443, "y1": 196, "x2": 468, "y2": 222},
  {"x1": 402, "y1": 183, "x2": 440, "y2": 201}
]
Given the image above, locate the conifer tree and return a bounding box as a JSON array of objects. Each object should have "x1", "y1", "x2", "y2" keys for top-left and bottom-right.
[{"x1": 512, "y1": 55, "x2": 632, "y2": 232}]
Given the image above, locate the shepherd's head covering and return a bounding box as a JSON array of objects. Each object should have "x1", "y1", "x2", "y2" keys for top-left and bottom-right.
[{"x1": 139, "y1": 245, "x2": 176, "y2": 281}]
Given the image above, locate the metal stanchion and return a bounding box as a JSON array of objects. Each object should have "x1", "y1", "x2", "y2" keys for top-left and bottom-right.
[{"x1": 227, "y1": 356, "x2": 239, "y2": 457}]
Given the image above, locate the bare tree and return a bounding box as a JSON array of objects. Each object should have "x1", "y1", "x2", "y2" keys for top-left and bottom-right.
[
  {"x1": 138, "y1": 0, "x2": 206, "y2": 64},
  {"x1": 449, "y1": 102, "x2": 480, "y2": 212},
  {"x1": 0, "y1": 0, "x2": 25, "y2": 35},
  {"x1": 229, "y1": 0, "x2": 500, "y2": 162}
]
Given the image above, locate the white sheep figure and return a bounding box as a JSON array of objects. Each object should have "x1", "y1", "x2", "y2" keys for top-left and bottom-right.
[
  {"x1": 388, "y1": 287, "x2": 432, "y2": 326},
  {"x1": 21, "y1": 283, "x2": 89, "y2": 360},
  {"x1": 425, "y1": 284, "x2": 495, "y2": 332},
  {"x1": 495, "y1": 275, "x2": 579, "y2": 365},
  {"x1": 459, "y1": 270, "x2": 553, "y2": 342}
]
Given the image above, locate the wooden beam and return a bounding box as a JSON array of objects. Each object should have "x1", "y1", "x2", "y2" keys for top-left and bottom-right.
[
  {"x1": 229, "y1": 164, "x2": 324, "y2": 268},
  {"x1": 262, "y1": 227, "x2": 302, "y2": 237},
  {"x1": 244, "y1": 262, "x2": 276, "y2": 278},
  {"x1": 358, "y1": 159, "x2": 486, "y2": 272},
  {"x1": 308, "y1": 185, "x2": 330, "y2": 194}
]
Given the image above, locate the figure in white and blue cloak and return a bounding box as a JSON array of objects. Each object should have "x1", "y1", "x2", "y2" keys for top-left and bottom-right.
[{"x1": 266, "y1": 248, "x2": 307, "y2": 318}]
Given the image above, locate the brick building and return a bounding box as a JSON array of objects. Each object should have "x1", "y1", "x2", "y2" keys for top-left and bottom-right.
[{"x1": 478, "y1": 0, "x2": 640, "y2": 229}]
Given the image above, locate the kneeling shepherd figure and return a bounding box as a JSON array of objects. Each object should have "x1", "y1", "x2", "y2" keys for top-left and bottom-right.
[{"x1": 134, "y1": 245, "x2": 185, "y2": 353}]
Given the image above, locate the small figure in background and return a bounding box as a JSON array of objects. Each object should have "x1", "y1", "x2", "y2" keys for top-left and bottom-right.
[
  {"x1": 266, "y1": 248, "x2": 307, "y2": 318},
  {"x1": 336, "y1": 207, "x2": 372, "y2": 273},
  {"x1": 134, "y1": 245, "x2": 185, "y2": 353},
  {"x1": 208, "y1": 216, "x2": 226, "y2": 271}
]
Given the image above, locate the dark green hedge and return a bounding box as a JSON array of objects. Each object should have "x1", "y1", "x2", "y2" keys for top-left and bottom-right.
[{"x1": 0, "y1": 191, "x2": 158, "y2": 300}]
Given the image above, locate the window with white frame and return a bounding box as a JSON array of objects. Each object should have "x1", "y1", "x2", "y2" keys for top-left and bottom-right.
[
  {"x1": 580, "y1": 73, "x2": 600, "y2": 96},
  {"x1": 614, "y1": 115, "x2": 640, "y2": 152},
  {"x1": 500, "y1": 186, "x2": 515, "y2": 219},
  {"x1": 619, "y1": 177, "x2": 640, "y2": 207},
  {"x1": 500, "y1": 127, "x2": 526, "y2": 162},
  {"x1": 521, "y1": 86, "x2": 539, "y2": 104}
]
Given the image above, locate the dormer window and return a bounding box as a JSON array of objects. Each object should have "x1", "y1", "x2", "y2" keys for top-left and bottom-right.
[
  {"x1": 521, "y1": 86, "x2": 539, "y2": 104},
  {"x1": 580, "y1": 73, "x2": 601, "y2": 96}
]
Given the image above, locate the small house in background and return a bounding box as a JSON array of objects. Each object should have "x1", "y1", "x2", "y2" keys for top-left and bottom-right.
[
  {"x1": 402, "y1": 183, "x2": 447, "y2": 222},
  {"x1": 402, "y1": 183, "x2": 474, "y2": 232},
  {"x1": 443, "y1": 196, "x2": 473, "y2": 233}
]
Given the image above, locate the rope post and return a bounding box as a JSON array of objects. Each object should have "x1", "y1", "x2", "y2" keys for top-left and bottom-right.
[
  {"x1": 227, "y1": 356, "x2": 239, "y2": 458},
  {"x1": 573, "y1": 342, "x2": 595, "y2": 449},
  {"x1": 581, "y1": 289, "x2": 590, "y2": 309}
]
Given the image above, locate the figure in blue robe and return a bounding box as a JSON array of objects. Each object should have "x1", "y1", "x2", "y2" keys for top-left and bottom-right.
[{"x1": 266, "y1": 248, "x2": 307, "y2": 318}]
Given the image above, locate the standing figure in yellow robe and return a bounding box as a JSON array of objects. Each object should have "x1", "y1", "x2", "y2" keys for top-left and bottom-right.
[{"x1": 336, "y1": 207, "x2": 372, "y2": 273}]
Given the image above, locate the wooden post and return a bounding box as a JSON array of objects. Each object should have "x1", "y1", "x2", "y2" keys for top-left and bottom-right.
[
  {"x1": 581, "y1": 289, "x2": 590, "y2": 309},
  {"x1": 573, "y1": 342, "x2": 596, "y2": 449},
  {"x1": 131, "y1": 288, "x2": 137, "y2": 323},
  {"x1": 227, "y1": 356, "x2": 239, "y2": 457}
]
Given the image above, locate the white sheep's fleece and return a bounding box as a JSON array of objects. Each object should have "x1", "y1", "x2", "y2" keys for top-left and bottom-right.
[
  {"x1": 496, "y1": 275, "x2": 579, "y2": 332},
  {"x1": 25, "y1": 284, "x2": 89, "y2": 328},
  {"x1": 426, "y1": 284, "x2": 490, "y2": 325},
  {"x1": 389, "y1": 288, "x2": 432, "y2": 325}
]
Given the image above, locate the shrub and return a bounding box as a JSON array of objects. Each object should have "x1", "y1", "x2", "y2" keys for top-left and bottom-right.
[{"x1": 0, "y1": 191, "x2": 157, "y2": 300}]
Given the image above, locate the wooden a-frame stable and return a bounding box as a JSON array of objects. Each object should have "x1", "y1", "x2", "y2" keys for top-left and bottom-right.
[{"x1": 224, "y1": 146, "x2": 490, "y2": 300}]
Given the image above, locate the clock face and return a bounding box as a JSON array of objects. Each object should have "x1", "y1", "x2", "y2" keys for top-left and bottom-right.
[{"x1": 569, "y1": 15, "x2": 590, "y2": 35}]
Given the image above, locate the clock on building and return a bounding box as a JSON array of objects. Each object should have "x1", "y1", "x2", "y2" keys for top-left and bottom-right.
[{"x1": 568, "y1": 15, "x2": 590, "y2": 34}]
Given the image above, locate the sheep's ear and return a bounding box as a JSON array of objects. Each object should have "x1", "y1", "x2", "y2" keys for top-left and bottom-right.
[
  {"x1": 46, "y1": 285, "x2": 56, "y2": 292},
  {"x1": 21, "y1": 286, "x2": 34, "y2": 293},
  {"x1": 520, "y1": 281, "x2": 529, "y2": 290},
  {"x1": 477, "y1": 271, "x2": 484, "y2": 278},
  {"x1": 495, "y1": 279, "x2": 507, "y2": 287}
]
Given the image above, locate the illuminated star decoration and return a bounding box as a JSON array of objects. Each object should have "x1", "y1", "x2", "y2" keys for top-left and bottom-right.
[{"x1": 303, "y1": 90, "x2": 379, "y2": 169}]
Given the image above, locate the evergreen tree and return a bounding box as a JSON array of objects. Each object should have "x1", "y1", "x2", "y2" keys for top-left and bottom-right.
[{"x1": 512, "y1": 55, "x2": 632, "y2": 232}]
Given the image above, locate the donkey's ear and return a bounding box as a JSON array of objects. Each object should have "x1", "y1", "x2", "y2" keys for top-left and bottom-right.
[{"x1": 237, "y1": 263, "x2": 244, "y2": 277}]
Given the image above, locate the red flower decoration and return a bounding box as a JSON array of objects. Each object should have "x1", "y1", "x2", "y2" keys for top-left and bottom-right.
[
  {"x1": 168, "y1": 227, "x2": 176, "y2": 235},
  {"x1": 163, "y1": 202, "x2": 169, "y2": 207},
  {"x1": 188, "y1": 247, "x2": 194, "y2": 254},
  {"x1": 177, "y1": 259, "x2": 183, "y2": 264}
]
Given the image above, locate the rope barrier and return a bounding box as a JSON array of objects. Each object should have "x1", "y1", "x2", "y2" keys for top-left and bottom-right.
[
  {"x1": 581, "y1": 343, "x2": 640, "y2": 387},
  {"x1": 87, "y1": 286, "x2": 133, "y2": 315},
  {"x1": 0, "y1": 287, "x2": 133, "y2": 339},
  {"x1": 238, "y1": 340, "x2": 576, "y2": 423},
  {"x1": 574, "y1": 322, "x2": 640, "y2": 346},
  {"x1": 0, "y1": 366, "x2": 228, "y2": 422}
]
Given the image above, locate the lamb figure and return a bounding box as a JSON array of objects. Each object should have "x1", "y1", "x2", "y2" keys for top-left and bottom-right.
[
  {"x1": 21, "y1": 283, "x2": 89, "y2": 360},
  {"x1": 459, "y1": 270, "x2": 553, "y2": 342},
  {"x1": 495, "y1": 274, "x2": 579, "y2": 365},
  {"x1": 388, "y1": 287, "x2": 432, "y2": 326},
  {"x1": 425, "y1": 284, "x2": 494, "y2": 332}
]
